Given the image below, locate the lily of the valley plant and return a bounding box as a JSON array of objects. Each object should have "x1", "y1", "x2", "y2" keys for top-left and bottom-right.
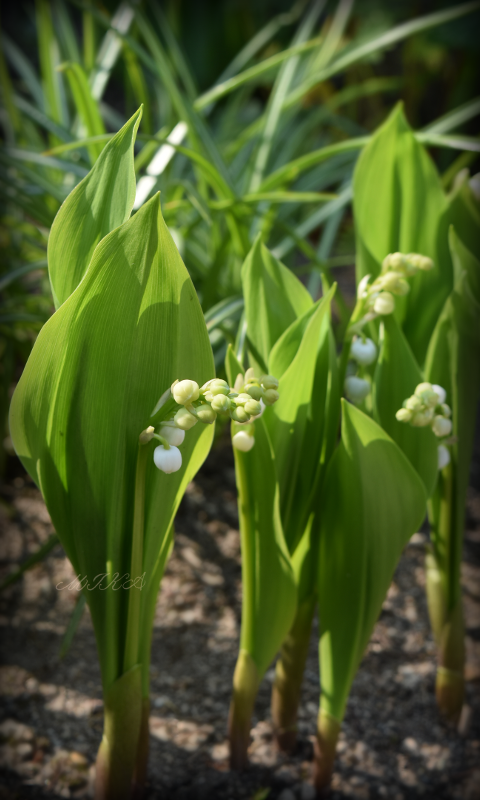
[{"x1": 9, "y1": 110, "x2": 220, "y2": 800}]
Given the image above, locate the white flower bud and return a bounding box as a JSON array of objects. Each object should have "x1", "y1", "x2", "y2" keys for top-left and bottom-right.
[
  {"x1": 344, "y1": 376, "x2": 370, "y2": 404},
  {"x1": 232, "y1": 431, "x2": 255, "y2": 452},
  {"x1": 251, "y1": 399, "x2": 265, "y2": 420},
  {"x1": 440, "y1": 403, "x2": 451, "y2": 418},
  {"x1": 373, "y1": 292, "x2": 395, "y2": 315},
  {"x1": 263, "y1": 389, "x2": 280, "y2": 405},
  {"x1": 378, "y1": 271, "x2": 410, "y2": 296},
  {"x1": 388, "y1": 252, "x2": 406, "y2": 270},
  {"x1": 415, "y1": 382, "x2": 433, "y2": 396},
  {"x1": 411, "y1": 408, "x2": 434, "y2": 427},
  {"x1": 174, "y1": 407, "x2": 198, "y2": 430},
  {"x1": 159, "y1": 425, "x2": 185, "y2": 446},
  {"x1": 244, "y1": 383, "x2": 264, "y2": 401},
  {"x1": 406, "y1": 395, "x2": 423, "y2": 412},
  {"x1": 173, "y1": 379, "x2": 199, "y2": 405},
  {"x1": 418, "y1": 256, "x2": 434, "y2": 271},
  {"x1": 357, "y1": 274, "x2": 371, "y2": 298},
  {"x1": 244, "y1": 367, "x2": 256, "y2": 383},
  {"x1": 231, "y1": 406, "x2": 250, "y2": 423},
  {"x1": 350, "y1": 337, "x2": 377, "y2": 366},
  {"x1": 437, "y1": 445, "x2": 451, "y2": 470},
  {"x1": 208, "y1": 379, "x2": 230, "y2": 396},
  {"x1": 396, "y1": 408, "x2": 412, "y2": 423},
  {"x1": 244, "y1": 399, "x2": 262, "y2": 416},
  {"x1": 432, "y1": 384, "x2": 446, "y2": 405},
  {"x1": 260, "y1": 375, "x2": 279, "y2": 391},
  {"x1": 211, "y1": 394, "x2": 231, "y2": 413},
  {"x1": 195, "y1": 403, "x2": 216, "y2": 424},
  {"x1": 415, "y1": 383, "x2": 438, "y2": 408},
  {"x1": 233, "y1": 393, "x2": 252, "y2": 406},
  {"x1": 432, "y1": 416, "x2": 452, "y2": 438},
  {"x1": 153, "y1": 445, "x2": 182, "y2": 473}
]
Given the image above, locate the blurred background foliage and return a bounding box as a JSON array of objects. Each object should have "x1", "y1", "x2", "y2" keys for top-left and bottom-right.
[{"x1": 0, "y1": 0, "x2": 479, "y2": 474}]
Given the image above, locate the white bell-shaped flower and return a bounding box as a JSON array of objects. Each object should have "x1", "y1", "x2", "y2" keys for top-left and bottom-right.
[
  {"x1": 437, "y1": 445, "x2": 451, "y2": 470},
  {"x1": 350, "y1": 337, "x2": 377, "y2": 366},
  {"x1": 232, "y1": 431, "x2": 255, "y2": 452},
  {"x1": 373, "y1": 292, "x2": 395, "y2": 315},
  {"x1": 432, "y1": 416, "x2": 452, "y2": 438},
  {"x1": 432, "y1": 384, "x2": 447, "y2": 405},
  {"x1": 344, "y1": 376, "x2": 370, "y2": 404},
  {"x1": 159, "y1": 425, "x2": 185, "y2": 446},
  {"x1": 153, "y1": 445, "x2": 182, "y2": 473}
]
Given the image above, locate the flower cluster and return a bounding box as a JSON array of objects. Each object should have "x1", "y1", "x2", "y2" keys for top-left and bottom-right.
[
  {"x1": 395, "y1": 382, "x2": 452, "y2": 469},
  {"x1": 353, "y1": 251, "x2": 434, "y2": 333},
  {"x1": 344, "y1": 336, "x2": 377, "y2": 404},
  {"x1": 143, "y1": 370, "x2": 280, "y2": 473}
]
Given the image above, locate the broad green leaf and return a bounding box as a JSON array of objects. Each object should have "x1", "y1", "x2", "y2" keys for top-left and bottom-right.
[
  {"x1": 242, "y1": 236, "x2": 312, "y2": 373},
  {"x1": 373, "y1": 315, "x2": 438, "y2": 498},
  {"x1": 9, "y1": 193, "x2": 215, "y2": 688},
  {"x1": 265, "y1": 287, "x2": 336, "y2": 552},
  {"x1": 425, "y1": 228, "x2": 480, "y2": 610},
  {"x1": 48, "y1": 108, "x2": 142, "y2": 308},
  {"x1": 318, "y1": 401, "x2": 427, "y2": 721},
  {"x1": 225, "y1": 346, "x2": 296, "y2": 678},
  {"x1": 353, "y1": 103, "x2": 448, "y2": 365},
  {"x1": 59, "y1": 61, "x2": 106, "y2": 164}
]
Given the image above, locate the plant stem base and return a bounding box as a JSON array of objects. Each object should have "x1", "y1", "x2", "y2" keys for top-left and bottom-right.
[
  {"x1": 436, "y1": 667, "x2": 464, "y2": 722},
  {"x1": 94, "y1": 666, "x2": 143, "y2": 800},
  {"x1": 313, "y1": 710, "x2": 341, "y2": 795},
  {"x1": 271, "y1": 597, "x2": 316, "y2": 754},
  {"x1": 132, "y1": 697, "x2": 150, "y2": 800},
  {"x1": 228, "y1": 650, "x2": 259, "y2": 770}
]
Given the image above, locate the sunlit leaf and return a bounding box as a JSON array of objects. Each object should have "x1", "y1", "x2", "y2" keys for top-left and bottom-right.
[
  {"x1": 48, "y1": 108, "x2": 142, "y2": 308},
  {"x1": 318, "y1": 401, "x2": 426, "y2": 721}
]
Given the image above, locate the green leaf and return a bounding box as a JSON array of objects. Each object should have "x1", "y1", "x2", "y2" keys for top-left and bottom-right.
[
  {"x1": 318, "y1": 401, "x2": 427, "y2": 722},
  {"x1": 373, "y1": 315, "x2": 438, "y2": 498},
  {"x1": 225, "y1": 346, "x2": 296, "y2": 678},
  {"x1": 59, "y1": 61, "x2": 106, "y2": 164},
  {"x1": 266, "y1": 287, "x2": 337, "y2": 552},
  {"x1": 425, "y1": 228, "x2": 480, "y2": 610},
  {"x1": 9, "y1": 193, "x2": 215, "y2": 688},
  {"x1": 47, "y1": 108, "x2": 142, "y2": 309},
  {"x1": 353, "y1": 103, "x2": 448, "y2": 365},
  {"x1": 241, "y1": 236, "x2": 312, "y2": 373}
]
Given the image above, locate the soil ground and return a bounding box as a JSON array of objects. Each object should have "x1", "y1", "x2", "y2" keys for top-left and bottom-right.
[{"x1": 0, "y1": 436, "x2": 479, "y2": 800}]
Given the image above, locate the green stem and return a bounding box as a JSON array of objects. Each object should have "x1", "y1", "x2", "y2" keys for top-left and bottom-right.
[
  {"x1": 94, "y1": 666, "x2": 143, "y2": 800},
  {"x1": 235, "y1": 445, "x2": 255, "y2": 656},
  {"x1": 313, "y1": 709, "x2": 341, "y2": 794},
  {"x1": 427, "y1": 461, "x2": 465, "y2": 721},
  {"x1": 123, "y1": 443, "x2": 149, "y2": 673},
  {"x1": 228, "y1": 650, "x2": 259, "y2": 770},
  {"x1": 271, "y1": 595, "x2": 316, "y2": 753}
]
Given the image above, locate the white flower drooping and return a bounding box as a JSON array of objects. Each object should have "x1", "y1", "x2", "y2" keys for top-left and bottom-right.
[
  {"x1": 350, "y1": 336, "x2": 378, "y2": 366},
  {"x1": 159, "y1": 425, "x2": 185, "y2": 446},
  {"x1": 153, "y1": 445, "x2": 182, "y2": 473},
  {"x1": 344, "y1": 376, "x2": 371, "y2": 404},
  {"x1": 232, "y1": 431, "x2": 255, "y2": 452}
]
